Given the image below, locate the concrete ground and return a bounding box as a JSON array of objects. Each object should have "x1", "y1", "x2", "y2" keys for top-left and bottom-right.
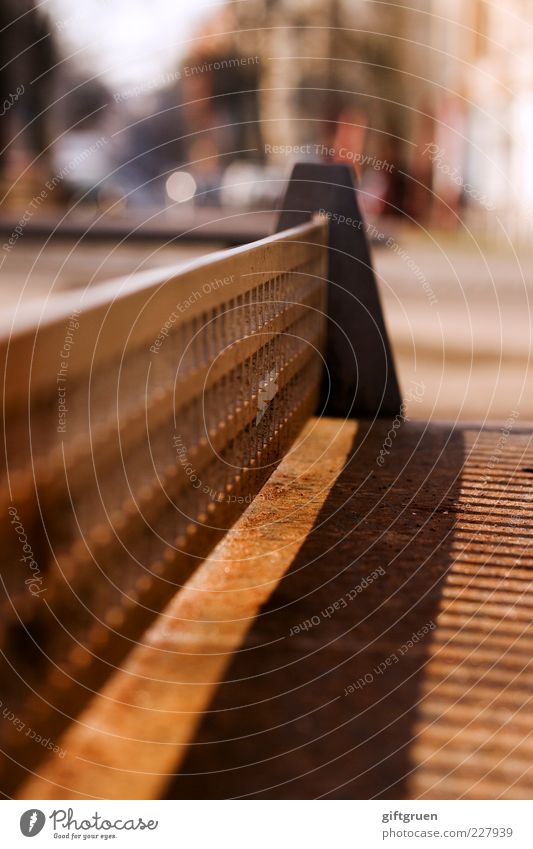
[{"x1": 373, "y1": 226, "x2": 533, "y2": 423}]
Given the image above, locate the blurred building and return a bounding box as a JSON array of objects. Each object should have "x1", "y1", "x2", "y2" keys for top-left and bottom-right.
[
  {"x1": 3, "y1": 0, "x2": 533, "y2": 237},
  {"x1": 234, "y1": 0, "x2": 533, "y2": 237},
  {"x1": 427, "y1": 0, "x2": 533, "y2": 240},
  {"x1": 235, "y1": 0, "x2": 407, "y2": 156}
]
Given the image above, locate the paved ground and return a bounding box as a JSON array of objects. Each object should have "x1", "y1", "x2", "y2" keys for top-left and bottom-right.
[
  {"x1": 0, "y1": 237, "x2": 221, "y2": 327},
  {"x1": 373, "y1": 227, "x2": 533, "y2": 423}
]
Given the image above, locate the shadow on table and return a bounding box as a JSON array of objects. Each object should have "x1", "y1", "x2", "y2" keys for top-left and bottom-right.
[{"x1": 168, "y1": 419, "x2": 464, "y2": 799}]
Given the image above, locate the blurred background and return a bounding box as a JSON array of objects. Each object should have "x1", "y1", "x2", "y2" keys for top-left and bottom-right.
[{"x1": 1, "y1": 0, "x2": 532, "y2": 421}]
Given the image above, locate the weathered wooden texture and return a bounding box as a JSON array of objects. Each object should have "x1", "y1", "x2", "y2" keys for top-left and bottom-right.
[
  {"x1": 0, "y1": 219, "x2": 328, "y2": 795},
  {"x1": 18, "y1": 417, "x2": 354, "y2": 799},
  {"x1": 18, "y1": 416, "x2": 533, "y2": 800}
]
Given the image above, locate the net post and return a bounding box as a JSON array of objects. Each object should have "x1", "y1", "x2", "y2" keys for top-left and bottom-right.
[{"x1": 276, "y1": 162, "x2": 401, "y2": 418}]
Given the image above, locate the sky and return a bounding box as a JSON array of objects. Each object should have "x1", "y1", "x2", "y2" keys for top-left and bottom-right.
[{"x1": 45, "y1": 0, "x2": 229, "y2": 90}]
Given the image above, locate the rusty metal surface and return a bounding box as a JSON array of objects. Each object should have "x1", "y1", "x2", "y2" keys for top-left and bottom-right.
[
  {"x1": 169, "y1": 417, "x2": 533, "y2": 800},
  {"x1": 17, "y1": 416, "x2": 533, "y2": 800},
  {"x1": 18, "y1": 418, "x2": 356, "y2": 800}
]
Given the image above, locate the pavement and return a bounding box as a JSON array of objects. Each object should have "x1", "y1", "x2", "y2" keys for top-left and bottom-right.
[{"x1": 373, "y1": 227, "x2": 533, "y2": 422}]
